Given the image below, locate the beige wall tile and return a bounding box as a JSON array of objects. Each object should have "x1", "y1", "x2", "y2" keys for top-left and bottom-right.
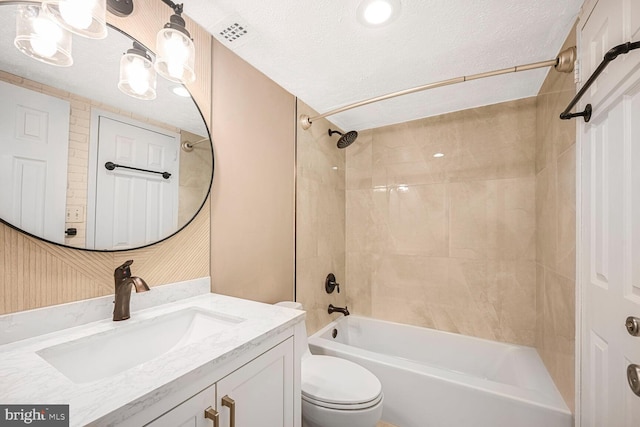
[
  {"x1": 450, "y1": 178, "x2": 535, "y2": 261},
  {"x1": 296, "y1": 101, "x2": 346, "y2": 334},
  {"x1": 539, "y1": 269, "x2": 575, "y2": 412},
  {"x1": 536, "y1": 164, "x2": 557, "y2": 266},
  {"x1": 342, "y1": 97, "x2": 538, "y2": 348},
  {"x1": 345, "y1": 252, "x2": 372, "y2": 317},
  {"x1": 373, "y1": 184, "x2": 449, "y2": 257},
  {"x1": 556, "y1": 145, "x2": 576, "y2": 281},
  {"x1": 534, "y1": 24, "x2": 577, "y2": 412},
  {"x1": 535, "y1": 263, "x2": 545, "y2": 350},
  {"x1": 346, "y1": 130, "x2": 373, "y2": 190}
]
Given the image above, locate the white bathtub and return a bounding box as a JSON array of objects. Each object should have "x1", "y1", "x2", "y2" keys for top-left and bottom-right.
[{"x1": 308, "y1": 316, "x2": 572, "y2": 427}]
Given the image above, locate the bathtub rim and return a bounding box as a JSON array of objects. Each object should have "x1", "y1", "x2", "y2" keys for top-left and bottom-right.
[{"x1": 309, "y1": 315, "x2": 571, "y2": 416}]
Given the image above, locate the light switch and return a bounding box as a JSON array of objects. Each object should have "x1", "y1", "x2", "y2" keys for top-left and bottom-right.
[{"x1": 66, "y1": 205, "x2": 84, "y2": 223}]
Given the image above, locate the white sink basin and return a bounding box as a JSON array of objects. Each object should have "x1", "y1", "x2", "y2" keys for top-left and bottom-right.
[{"x1": 36, "y1": 308, "x2": 245, "y2": 383}]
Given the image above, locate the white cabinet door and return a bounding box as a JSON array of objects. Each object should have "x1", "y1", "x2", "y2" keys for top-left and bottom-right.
[
  {"x1": 144, "y1": 338, "x2": 295, "y2": 427},
  {"x1": 145, "y1": 384, "x2": 217, "y2": 427},
  {"x1": 217, "y1": 338, "x2": 294, "y2": 427}
]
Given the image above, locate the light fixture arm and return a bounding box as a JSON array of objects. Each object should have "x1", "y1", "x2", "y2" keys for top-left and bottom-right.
[
  {"x1": 161, "y1": 0, "x2": 183, "y2": 15},
  {"x1": 128, "y1": 41, "x2": 152, "y2": 62}
]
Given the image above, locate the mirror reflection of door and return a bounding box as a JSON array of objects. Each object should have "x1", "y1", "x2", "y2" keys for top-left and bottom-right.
[
  {"x1": 0, "y1": 81, "x2": 69, "y2": 243},
  {"x1": 88, "y1": 113, "x2": 179, "y2": 250}
]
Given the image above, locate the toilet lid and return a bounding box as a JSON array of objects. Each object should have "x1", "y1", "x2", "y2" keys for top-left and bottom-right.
[{"x1": 302, "y1": 355, "x2": 382, "y2": 406}]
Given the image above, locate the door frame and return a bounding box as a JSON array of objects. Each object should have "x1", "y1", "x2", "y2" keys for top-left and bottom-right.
[{"x1": 86, "y1": 108, "x2": 180, "y2": 249}]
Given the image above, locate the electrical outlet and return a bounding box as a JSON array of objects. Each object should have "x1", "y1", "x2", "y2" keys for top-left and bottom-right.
[{"x1": 66, "y1": 205, "x2": 84, "y2": 223}]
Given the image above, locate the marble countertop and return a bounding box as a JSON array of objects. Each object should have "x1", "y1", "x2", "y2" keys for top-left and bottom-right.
[{"x1": 0, "y1": 291, "x2": 304, "y2": 426}]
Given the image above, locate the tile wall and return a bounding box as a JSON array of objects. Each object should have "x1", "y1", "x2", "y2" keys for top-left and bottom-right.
[
  {"x1": 296, "y1": 101, "x2": 347, "y2": 334},
  {"x1": 535, "y1": 30, "x2": 577, "y2": 411},
  {"x1": 345, "y1": 98, "x2": 538, "y2": 346}
]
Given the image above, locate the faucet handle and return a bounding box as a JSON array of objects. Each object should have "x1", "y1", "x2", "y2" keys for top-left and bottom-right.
[
  {"x1": 325, "y1": 273, "x2": 340, "y2": 294},
  {"x1": 115, "y1": 260, "x2": 134, "y2": 279}
]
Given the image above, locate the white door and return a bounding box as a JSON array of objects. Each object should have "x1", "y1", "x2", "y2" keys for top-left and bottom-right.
[
  {"x1": 92, "y1": 115, "x2": 179, "y2": 250},
  {"x1": 579, "y1": 0, "x2": 640, "y2": 425},
  {"x1": 0, "y1": 80, "x2": 69, "y2": 243},
  {"x1": 217, "y1": 338, "x2": 294, "y2": 427}
]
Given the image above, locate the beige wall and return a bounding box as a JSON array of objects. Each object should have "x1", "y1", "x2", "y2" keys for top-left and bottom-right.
[
  {"x1": 345, "y1": 98, "x2": 538, "y2": 345},
  {"x1": 210, "y1": 40, "x2": 296, "y2": 304},
  {"x1": 296, "y1": 101, "x2": 347, "y2": 334},
  {"x1": 535, "y1": 30, "x2": 576, "y2": 412},
  {"x1": 0, "y1": 0, "x2": 211, "y2": 315}
]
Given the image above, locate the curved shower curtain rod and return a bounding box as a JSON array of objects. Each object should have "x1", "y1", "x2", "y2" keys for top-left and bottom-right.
[{"x1": 299, "y1": 47, "x2": 577, "y2": 130}]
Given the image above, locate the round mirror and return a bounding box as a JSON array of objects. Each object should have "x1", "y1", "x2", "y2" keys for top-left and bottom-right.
[{"x1": 0, "y1": 4, "x2": 213, "y2": 251}]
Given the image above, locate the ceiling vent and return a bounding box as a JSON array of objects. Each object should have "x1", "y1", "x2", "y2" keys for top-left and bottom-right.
[{"x1": 212, "y1": 14, "x2": 255, "y2": 49}]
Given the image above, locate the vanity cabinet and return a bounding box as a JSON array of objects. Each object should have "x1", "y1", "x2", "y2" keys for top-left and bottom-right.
[{"x1": 146, "y1": 338, "x2": 294, "y2": 427}]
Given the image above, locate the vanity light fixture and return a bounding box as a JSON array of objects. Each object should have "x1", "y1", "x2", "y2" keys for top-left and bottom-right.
[
  {"x1": 118, "y1": 41, "x2": 157, "y2": 100},
  {"x1": 155, "y1": 1, "x2": 196, "y2": 84},
  {"x1": 107, "y1": 0, "x2": 134, "y2": 17},
  {"x1": 14, "y1": 4, "x2": 73, "y2": 67},
  {"x1": 42, "y1": 0, "x2": 108, "y2": 39}
]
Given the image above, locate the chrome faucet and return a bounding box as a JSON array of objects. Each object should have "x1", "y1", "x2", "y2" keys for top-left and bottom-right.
[
  {"x1": 328, "y1": 304, "x2": 350, "y2": 316},
  {"x1": 113, "y1": 260, "x2": 149, "y2": 321}
]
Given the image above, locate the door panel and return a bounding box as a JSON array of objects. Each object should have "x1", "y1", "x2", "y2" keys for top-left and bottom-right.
[
  {"x1": 0, "y1": 81, "x2": 70, "y2": 243},
  {"x1": 93, "y1": 116, "x2": 179, "y2": 250},
  {"x1": 580, "y1": 2, "x2": 640, "y2": 421},
  {"x1": 582, "y1": 0, "x2": 624, "y2": 104}
]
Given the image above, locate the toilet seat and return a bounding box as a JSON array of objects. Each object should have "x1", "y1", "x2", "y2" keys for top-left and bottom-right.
[
  {"x1": 302, "y1": 355, "x2": 383, "y2": 410},
  {"x1": 302, "y1": 391, "x2": 383, "y2": 411}
]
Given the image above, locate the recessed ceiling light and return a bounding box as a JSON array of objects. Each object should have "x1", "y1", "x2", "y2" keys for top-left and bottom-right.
[
  {"x1": 357, "y1": 0, "x2": 400, "y2": 27},
  {"x1": 171, "y1": 85, "x2": 190, "y2": 97},
  {"x1": 433, "y1": 152, "x2": 445, "y2": 158}
]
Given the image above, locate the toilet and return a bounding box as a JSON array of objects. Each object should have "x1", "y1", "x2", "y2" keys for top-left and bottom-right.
[{"x1": 275, "y1": 302, "x2": 383, "y2": 427}]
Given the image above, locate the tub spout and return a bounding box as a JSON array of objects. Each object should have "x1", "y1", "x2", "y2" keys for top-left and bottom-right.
[{"x1": 328, "y1": 304, "x2": 349, "y2": 316}]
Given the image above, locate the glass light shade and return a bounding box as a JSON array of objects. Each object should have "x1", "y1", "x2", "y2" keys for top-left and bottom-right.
[
  {"x1": 118, "y1": 50, "x2": 157, "y2": 100},
  {"x1": 42, "y1": 0, "x2": 107, "y2": 39},
  {"x1": 14, "y1": 5, "x2": 73, "y2": 67},
  {"x1": 155, "y1": 27, "x2": 196, "y2": 84}
]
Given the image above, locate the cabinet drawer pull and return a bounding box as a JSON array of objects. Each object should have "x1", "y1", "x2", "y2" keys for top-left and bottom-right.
[
  {"x1": 221, "y1": 395, "x2": 235, "y2": 427},
  {"x1": 204, "y1": 406, "x2": 219, "y2": 427}
]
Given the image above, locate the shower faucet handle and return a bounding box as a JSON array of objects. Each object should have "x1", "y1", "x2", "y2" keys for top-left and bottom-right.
[{"x1": 325, "y1": 273, "x2": 340, "y2": 294}]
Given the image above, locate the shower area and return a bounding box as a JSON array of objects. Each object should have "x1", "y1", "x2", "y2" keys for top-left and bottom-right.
[{"x1": 295, "y1": 31, "x2": 577, "y2": 424}]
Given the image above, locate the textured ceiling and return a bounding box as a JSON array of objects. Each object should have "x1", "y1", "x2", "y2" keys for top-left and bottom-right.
[{"x1": 185, "y1": 0, "x2": 583, "y2": 130}]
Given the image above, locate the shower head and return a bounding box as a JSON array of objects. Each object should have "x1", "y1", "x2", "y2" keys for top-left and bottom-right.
[{"x1": 328, "y1": 129, "x2": 358, "y2": 149}]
